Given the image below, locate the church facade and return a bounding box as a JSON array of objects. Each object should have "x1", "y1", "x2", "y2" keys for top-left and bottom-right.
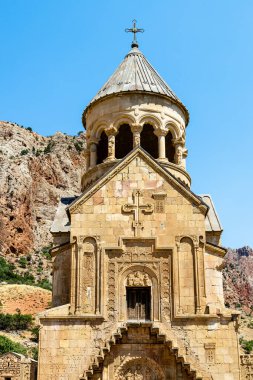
[{"x1": 38, "y1": 38, "x2": 241, "y2": 380}]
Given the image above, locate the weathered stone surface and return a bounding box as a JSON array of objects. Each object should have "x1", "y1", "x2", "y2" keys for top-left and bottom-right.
[{"x1": 0, "y1": 121, "x2": 86, "y2": 255}]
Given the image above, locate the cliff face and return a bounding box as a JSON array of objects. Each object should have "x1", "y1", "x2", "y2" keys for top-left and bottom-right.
[
  {"x1": 223, "y1": 246, "x2": 253, "y2": 314},
  {"x1": 0, "y1": 121, "x2": 86, "y2": 255}
]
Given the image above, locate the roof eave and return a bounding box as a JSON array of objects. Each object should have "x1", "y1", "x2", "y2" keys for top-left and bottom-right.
[{"x1": 82, "y1": 91, "x2": 190, "y2": 128}]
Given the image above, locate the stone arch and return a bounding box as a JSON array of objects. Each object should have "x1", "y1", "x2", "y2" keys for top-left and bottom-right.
[
  {"x1": 115, "y1": 124, "x2": 133, "y2": 159},
  {"x1": 165, "y1": 121, "x2": 181, "y2": 140},
  {"x1": 118, "y1": 265, "x2": 159, "y2": 321},
  {"x1": 114, "y1": 114, "x2": 136, "y2": 130},
  {"x1": 140, "y1": 123, "x2": 158, "y2": 158},
  {"x1": 94, "y1": 120, "x2": 110, "y2": 139},
  {"x1": 139, "y1": 114, "x2": 162, "y2": 130},
  {"x1": 115, "y1": 356, "x2": 165, "y2": 380}
]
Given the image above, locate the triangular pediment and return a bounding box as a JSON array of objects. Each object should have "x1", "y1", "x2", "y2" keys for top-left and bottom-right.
[{"x1": 68, "y1": 148, "x2": 208, "y2": 215}]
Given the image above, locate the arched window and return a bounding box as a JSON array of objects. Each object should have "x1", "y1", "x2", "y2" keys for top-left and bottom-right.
[
  {"x1": 140, "y1": 124, "x2": 158, "y2": 158},
  {"x1": 165, "y1": 131, "x2": 175, "y2": 163},
  {"x1": 97, "y1": 131, "x2": 108, "y2": 164},
  {"x1": 115, "y1": 124, "x2": 133, "y2": 159}
]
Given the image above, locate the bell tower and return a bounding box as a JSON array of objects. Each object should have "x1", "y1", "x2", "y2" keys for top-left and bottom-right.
[{"x1": 82, "y1": 36, "x2": 190, "y2": 190}]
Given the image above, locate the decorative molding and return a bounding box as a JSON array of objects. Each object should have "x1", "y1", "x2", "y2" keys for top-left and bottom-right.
[{"x1": 69, "y1": 148, "x2": 205, "y2": 214}]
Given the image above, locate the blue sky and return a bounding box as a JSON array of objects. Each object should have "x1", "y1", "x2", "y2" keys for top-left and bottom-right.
[{"x1": 1, "y1": 1, "x2": 252, "y2": 248}]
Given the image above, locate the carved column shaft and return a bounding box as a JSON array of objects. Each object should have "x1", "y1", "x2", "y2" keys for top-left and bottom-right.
[
  {"x1": 194, "y1": 246, "x2": 202, "y2": 313},
  {"x1": 90, "y1": 142, "x2": 97, "y2": 168},
  {"x1": 84, "y1": 149, "x2": 90, "y2": 171},
  {"x1": 158, "y1": 134, "x2": 166, "y2": 159},
  {"x1": 131, "y1": 124, "x2": 143, "y2": 148},
  {"x1": 75, "y1": 243, "x2": 83, "y2": 315},
  {"x1": 70, "y1": 241, "x2": 77, "y2": 315},
  {"x1": 155, "y1": 129, "x2": 167, "y2": 160},
  {"x1": 105, "y1": 127, "x2": 117, "y2": 161}
]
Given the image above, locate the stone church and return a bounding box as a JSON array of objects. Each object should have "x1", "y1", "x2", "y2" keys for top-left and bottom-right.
[{"x1": 38, "y1": 33, "x2": 241, "y2": 380}]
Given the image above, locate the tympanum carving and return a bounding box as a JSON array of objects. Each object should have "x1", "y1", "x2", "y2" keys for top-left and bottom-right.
[{"x1": 126, "y1": 271, "x2": 151, "y2": 287}]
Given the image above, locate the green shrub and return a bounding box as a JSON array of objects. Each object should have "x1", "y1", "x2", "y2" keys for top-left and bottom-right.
[
  {"x1": 0, "y1": 311, "x2": 32, "y2": 331},
  {"x1": 74, "y1": 142, "x2": 82, "y2": 152},
  {"x1": 44, "y1": 141, "x2": 54, "y2": 154},
  {"x1": 20, "y1": 149, "x2": 29, "y2": 156},
  {"x1": 31, "y1": 347, "x2": 38, "y2": 360},
  {"x1": 37, "y1": 279, "x2": 52, "y2": 291},
  {"x1": 0, "y1": 257, "x2": 52, "y2": 291},
  {"x1": 26, "y1": 127, "x2": 33, "y2": 132},
  {"x1": 241, "y1": 339, "x2": 253, "y2": 354},
  {"x1": 18, "y1": 257, "x2": 27, "y2": 268},
  {"x1": 30, "y1": 325, "x2": 40, "y2": 342},
  {"x1": 0, "y1": 335, "x2": 27, "y2": 356}
]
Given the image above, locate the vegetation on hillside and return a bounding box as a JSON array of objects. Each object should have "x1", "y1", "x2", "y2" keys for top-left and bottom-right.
[
  {"x1": 0, "y1": 335, "x2": 27, "y2": 356},
  {"x1": 0, "y1": 311, "x2": 32, "y2": 331},
  {"x1": 0, "y1": 256, "x2": 52, "y2": 290}
]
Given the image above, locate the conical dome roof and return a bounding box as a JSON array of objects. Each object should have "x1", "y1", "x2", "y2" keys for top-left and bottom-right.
[{"x1": 85, "y1": 47, "x2": 188, "y2": 121}]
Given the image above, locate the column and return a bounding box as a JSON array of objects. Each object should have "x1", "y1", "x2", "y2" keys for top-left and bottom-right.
[
  {"x1": 75, "y1": 243, "x2": 83, "y2": 315},
  {"x1": 155, "y1": 128, "x2": 168, "y2": 161},
  {"x1": 89, "y1": 142, "x2": 97, "y2": 168},
  {"x1": 131, "y1": 124, "x2": 143, "y2": 148},
  {"x1": 84, "y1": 149, "x2": 90, "y2": 171},
  {"x1": 194, "y1": 245, "x2": 202, "y2": 314},
  {"x1": 105, "y1": 126, "x2": 117, "y2": 161}
]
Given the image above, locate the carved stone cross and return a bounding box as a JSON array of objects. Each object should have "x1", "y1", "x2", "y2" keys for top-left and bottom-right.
[{"x1": 122, "y1": 189, "x2": 153, "y2": 236}]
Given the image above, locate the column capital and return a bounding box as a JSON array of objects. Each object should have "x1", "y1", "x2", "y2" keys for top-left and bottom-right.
[
  {"x1": 172, "y1": 136, "x2": 185, "y2": 146},
  {"x1": 131, "y1": 123, "x2": 143, "y2": 134},
  {"x1": 154, "y1": 127, "x2": 168, "y2": 137},
  {"x1": 89, "y1": 137, "x2": 99, "y2": 146},
  {"x1": 105, "y1": 126, "x2": 118, "y2": 136}
]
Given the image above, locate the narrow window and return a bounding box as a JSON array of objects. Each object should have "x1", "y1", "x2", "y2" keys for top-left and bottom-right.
[
  {"x1": 140, "y1": 124, "x2": 158, "y2": 158},
  {"x1": 97, "y1": 131, "x2": 108, "y2": 164},
  {"x1": 115, "y1": 124, "x2": 133, "y2": 158}
]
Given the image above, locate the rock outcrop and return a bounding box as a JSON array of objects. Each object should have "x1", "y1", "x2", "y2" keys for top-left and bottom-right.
[
  {"x1": 223, "y1": 246, "x2": 253, "y2": 314},
  {"x1": 0, "y1": 121, "x2": 86, "y2": 255}
]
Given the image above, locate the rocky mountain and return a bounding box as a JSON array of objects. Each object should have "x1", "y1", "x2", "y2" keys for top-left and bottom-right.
[
  {"x1": 223, "y1": 246, "x2": 253, "y2": 315},
  {"x1": 0, "y1": 121, "x2": 86, "y2": 256}
]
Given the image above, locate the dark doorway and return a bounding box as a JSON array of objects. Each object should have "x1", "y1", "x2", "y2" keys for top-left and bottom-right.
[{"x1": 127, "y1": 287, "x2": 151, "y2": 321}]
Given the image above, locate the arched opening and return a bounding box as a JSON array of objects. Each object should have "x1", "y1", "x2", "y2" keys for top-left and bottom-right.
[
  {"x1": 115, "y1": 124, "x2": 133, "y2": 158},
  {"x1": 119, "y1": 265, "x2": 159, "y2": 322},
  {"x1": 140, "y1": 123, "x2": 158, "y2": 158},
  {"x1": 165, "y1": 131, "x2": 175, "y2": 162},
  {"x1": 97, "y1": 131, "x2": 108, "y2": 164}
]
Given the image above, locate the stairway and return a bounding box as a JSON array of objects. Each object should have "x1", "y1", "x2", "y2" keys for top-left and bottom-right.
[{"x1": 80, "y1": 322, "x2": 212, "y2": 380}]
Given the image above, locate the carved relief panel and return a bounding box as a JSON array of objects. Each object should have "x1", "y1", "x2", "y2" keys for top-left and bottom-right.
[
  {"x1": 75, "y1": 236, "x2": 101, "y2": 315},
  {"x1": 175, "y1": 235, "x2": 204, "y2": 316},
  {"x1": 106, "y1": 238, "x2": 172, "y2": 322}
]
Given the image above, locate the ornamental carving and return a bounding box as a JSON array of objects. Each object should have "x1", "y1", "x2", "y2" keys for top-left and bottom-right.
[
  {"x1": 115, "y1": 357, "x2": 165, "y2": 380},
  {"x1": 126, "y1": 271, "x2": 151, "y2": 287}
]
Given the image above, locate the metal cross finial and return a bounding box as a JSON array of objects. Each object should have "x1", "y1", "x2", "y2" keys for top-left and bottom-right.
[{"x1": 125, "y1": 19, "x2": 144, "y2": 48}]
